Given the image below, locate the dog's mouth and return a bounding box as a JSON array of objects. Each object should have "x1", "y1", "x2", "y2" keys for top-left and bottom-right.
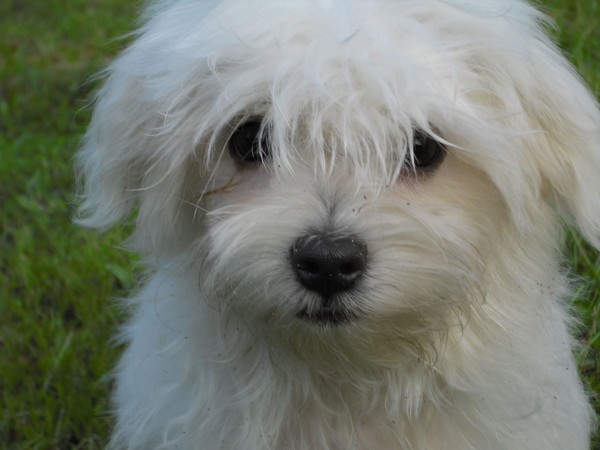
[{"x1": 296, "y1": 306, "x2": 358, "y2": 326}]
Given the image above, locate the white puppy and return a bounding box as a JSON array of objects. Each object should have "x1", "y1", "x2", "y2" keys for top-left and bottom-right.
[{"x1": 77, "y1": 0, "x2": 600, "y2": 448}]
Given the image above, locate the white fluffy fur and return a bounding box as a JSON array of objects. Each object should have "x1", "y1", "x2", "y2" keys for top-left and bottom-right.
[{"x1": 77, "y1": 0, "x2": 600, "y2": 448}]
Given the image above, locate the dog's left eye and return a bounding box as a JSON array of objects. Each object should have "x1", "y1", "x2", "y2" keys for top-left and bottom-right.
[
  {"x1": 228, "y1": 120, "x2": 271, "y2": 165},
  {"x1": 409, "y1": 131, "x2": 445, "y2": 170}
]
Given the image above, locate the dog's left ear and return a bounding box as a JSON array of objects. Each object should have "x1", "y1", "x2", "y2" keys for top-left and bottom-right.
[{"x1": 517, "y1": 32, "x2": 600, "y2": 249}]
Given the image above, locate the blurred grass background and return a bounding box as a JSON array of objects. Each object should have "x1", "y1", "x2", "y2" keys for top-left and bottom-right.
[{"x1": 0, "y1": 0, "x2": 598, "y2": 448}]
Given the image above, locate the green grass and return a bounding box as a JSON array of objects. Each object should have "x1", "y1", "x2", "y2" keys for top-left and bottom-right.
[
  {"x1": 1, "y1": 1, "x2": 141, "y2": 448},
  {"x1": 0, "y1": 1, "x2": 598, "y2": 448}
]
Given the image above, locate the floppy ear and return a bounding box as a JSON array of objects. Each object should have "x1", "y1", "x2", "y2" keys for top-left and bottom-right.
[
  {"x1": 76, "y1": 69, "x2": 150, "y2": 231},
  {"x1": 518, "y1": 31, "x2": 600, "y2": 249},
  {"x1": 75, "y1": 55, "x2": 198, "y2": 254}
]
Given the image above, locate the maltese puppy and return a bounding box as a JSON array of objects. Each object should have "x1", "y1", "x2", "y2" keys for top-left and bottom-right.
[{"x1": 77, "y1": 0, "x2": 599, "y2": 448}]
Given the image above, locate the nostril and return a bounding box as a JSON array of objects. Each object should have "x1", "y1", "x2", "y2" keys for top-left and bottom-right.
[
  {"x1": 339, "y1": 261, "x2": 360, "y2": 275},
  {"x1": 295, "y1": 259, "x2": 319, "y2": 275}
]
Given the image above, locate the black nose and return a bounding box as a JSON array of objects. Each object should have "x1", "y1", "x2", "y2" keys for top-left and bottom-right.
[{"x1": 289, "y1": 233, "x2": 368, "y2": 298}]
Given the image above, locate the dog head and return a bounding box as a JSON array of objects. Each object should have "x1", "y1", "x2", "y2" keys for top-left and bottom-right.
[{"x1": 77, "y1": 0, "x2": 600, "y2": 341}]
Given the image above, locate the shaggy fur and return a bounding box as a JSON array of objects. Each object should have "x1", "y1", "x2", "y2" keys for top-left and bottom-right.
[{"x1": 77, "y1": 0, "x2": 600, "y2": 448}]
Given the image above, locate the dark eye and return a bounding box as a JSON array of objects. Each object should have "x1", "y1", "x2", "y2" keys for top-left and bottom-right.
[
  {"x1": 228, "y1": 120, "x2": 270, "y2": 165},
  {"x1": 409, "y1": 131, "x2": 445, "y2": 170}
]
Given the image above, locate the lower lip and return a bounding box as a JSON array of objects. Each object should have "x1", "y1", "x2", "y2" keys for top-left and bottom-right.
[{"x1": 296, "y1": 308, "x2": 357, "y2": 326}]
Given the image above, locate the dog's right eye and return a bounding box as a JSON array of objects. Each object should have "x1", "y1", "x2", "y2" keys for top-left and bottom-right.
[{"x1": 228, "y1": 121, "x2": 270, "y2": 165}]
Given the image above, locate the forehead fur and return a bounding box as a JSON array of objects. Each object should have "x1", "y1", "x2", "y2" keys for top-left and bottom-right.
[{"x1": 117, "y1": 0, "x2": 545, "y2": 180}]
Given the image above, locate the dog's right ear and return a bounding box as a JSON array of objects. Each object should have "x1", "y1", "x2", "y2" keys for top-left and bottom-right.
[
  {"x1": 75, "y1": 4, "x2": 225, "y2": 254},
  {"x1": 75, "y1": 70, "x2": 146, "y2": 231},
  {"x1": 75, "y1": 54, "x2": 196, "y2": 251}
]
